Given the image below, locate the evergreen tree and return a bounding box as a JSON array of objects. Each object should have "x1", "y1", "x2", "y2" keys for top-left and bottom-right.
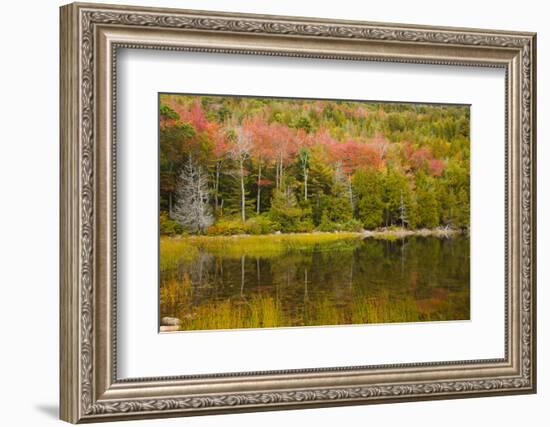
[
  {"x1": 324, "y1": 172, "x2": 353, "y2": 224},
  {"x1": 353, "y1": 168, "x2": 384, "y2": 229},
  {"x1": 269, "y1": 187, "x2": 303, "y2": 231},
  {"x1": 399, "y1": 190, "x2": 408, "y2": 228},
  {"x1": 455, "y1": 188, "x2": 470, "y2": 229},
  {"x1": 383, "y1": 168, "x2": 411, "y2": 226},
  {"x1": 440, "y1": 160, "x2": 470, "y2": 229},
  {"x1": 159, "y1": 107, "x2": 196, "y2": 216},
  {"x1": 415, "y1": 173, "x2": 440, "y2": 228}
]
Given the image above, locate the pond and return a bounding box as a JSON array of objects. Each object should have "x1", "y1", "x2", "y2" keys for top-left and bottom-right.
[{"x1": 160, "y1": 234, "x2": 470, "y2": 331}]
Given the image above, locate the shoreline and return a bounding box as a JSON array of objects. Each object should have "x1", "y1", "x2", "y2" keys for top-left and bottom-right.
[
  {"x1": 166, "y1": 227, "x2": 465, "y2": 240},
  {"x1": 362, "y1": 227, "x2": 465, "y2": 239}
]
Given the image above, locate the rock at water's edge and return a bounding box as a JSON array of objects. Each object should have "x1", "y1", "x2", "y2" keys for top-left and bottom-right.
[{"x1": 161, "y1": 316, "x2": 181, "y2": 326}]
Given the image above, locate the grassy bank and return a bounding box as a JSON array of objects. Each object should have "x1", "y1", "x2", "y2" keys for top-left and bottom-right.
[
  {"x1": 160, "y1": 232, "x2": 363, "y2": 272},
  {"x1": 160, "y1": 229, "x2": 464, "y2": 270}
]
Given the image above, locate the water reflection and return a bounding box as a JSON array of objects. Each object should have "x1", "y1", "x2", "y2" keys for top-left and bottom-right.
[{"x1": 161, "y1": 236, "x2": 470, "y2": 330}]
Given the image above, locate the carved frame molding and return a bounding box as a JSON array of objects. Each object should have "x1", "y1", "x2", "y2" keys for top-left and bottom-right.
[{"x1": 60, "y1": 2, "x2": 536, "y2": 423}]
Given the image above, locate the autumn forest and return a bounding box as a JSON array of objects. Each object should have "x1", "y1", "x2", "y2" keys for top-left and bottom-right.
[{"x1": 160, "y1": 94, "x2": 469, "y2": 236}]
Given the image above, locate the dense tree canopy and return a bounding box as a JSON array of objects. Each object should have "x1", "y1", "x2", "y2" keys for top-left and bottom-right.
[{"x1": 159, "y1": 94, "x2": 470, "y2": 235}]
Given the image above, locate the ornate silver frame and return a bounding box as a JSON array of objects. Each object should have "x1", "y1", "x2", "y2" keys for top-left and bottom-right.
[{"x1": 60, "y1": 2, "x2": 536, "y2": 423}]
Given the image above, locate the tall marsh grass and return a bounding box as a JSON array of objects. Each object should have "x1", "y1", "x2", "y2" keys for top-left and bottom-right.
[
  {"x1": 183, "y1": 295, "x2": 282, "y2": 331},
  {"x1": 160, "y1": 280, "x2": 447, "y2": 331}
]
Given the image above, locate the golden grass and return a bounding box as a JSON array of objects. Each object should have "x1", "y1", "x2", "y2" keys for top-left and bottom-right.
[
  {"x1": 159, "y1": 278, "x2": 454, "y2": 331},
  {"x1": 350, "y1": 291, "x2": 423, "y2": 324},
  {"x1": 160, "y1": 274, "x2": 192, "y2": 323},
  {"x1": 183, "y1": 295, "x2": 282, "y2": 331},
  {"x1": 160, "y1": 232, "x2": 363, "y2": 273}
]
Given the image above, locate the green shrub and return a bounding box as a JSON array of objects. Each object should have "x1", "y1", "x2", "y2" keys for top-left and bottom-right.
[
  {"x1": 160, "y1": 212, "x2": 184, "y2": 235},
  {"x1": 206, "y1": 218, "x2": 246, "y2": 235},
  {"x1": 206, "y1": 216, "x2": 277, "y2": 235},
  {"x1": 316, "y1": 214, "x2": 363, "y2": 232},
  {"x1": 268, "y1": 189, "x2": 304, "y2": 232},
  {"x1": 292, "y1": 220, "x2": 315, "y2": 233},
  {"x1": 317, "y1": 212, "x2": 336, "y2": 232},
  {"x1": 244, "y1": 215, "x2": 276, "y2": 235},
  {"x1": 339, "y1": 219, "x2": 364, "y2": 232}
]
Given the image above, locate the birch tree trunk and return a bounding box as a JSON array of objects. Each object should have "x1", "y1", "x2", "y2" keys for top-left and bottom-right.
[
  {"x1": 299, "y1": 149, "x2": 309, "y2": 201},
  {"x1": 256, "y1": 163, "x2": 262, "y2": 214},
  {"x1": 303, "y1": 165, "x2": 308, "y2": 201},
  {"x1": 214, "y1": 161, "x2": 221, "y2": 210},
  {"x1": 239, "y1": 158, "x2": 246, "y2": 222},
  {"x1": 348, "y1": 175, "x2": 354, "y2": 212},
  {"x1": 279, "y1": 155, "x2": 284, "y2": 189}
]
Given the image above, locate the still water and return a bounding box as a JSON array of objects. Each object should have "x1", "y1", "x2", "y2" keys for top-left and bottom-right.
[{"x1": 161, "y1": 236, "x2": 470, "y2": 330}]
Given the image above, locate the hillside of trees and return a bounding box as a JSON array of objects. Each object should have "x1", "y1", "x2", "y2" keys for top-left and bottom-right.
[{"x1": 159, "y1": 94, "x2": 470, "y2": 235}]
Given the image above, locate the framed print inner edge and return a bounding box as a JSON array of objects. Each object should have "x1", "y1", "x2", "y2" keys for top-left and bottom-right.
[{"x1": 59, "y1": 2, "x2": 536, "y2": 423}]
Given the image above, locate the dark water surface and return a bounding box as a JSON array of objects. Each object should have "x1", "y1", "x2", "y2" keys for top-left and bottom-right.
[{"x1": 161, "y1": 236, "x2": 470, "y2": 329}]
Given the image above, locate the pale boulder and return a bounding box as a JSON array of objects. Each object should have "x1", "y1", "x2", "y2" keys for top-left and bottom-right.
[{"x1": 161, "y1": 316, "x2": 181, "y2": 326}]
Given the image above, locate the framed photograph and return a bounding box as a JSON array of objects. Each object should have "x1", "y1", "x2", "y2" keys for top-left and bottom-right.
[{"x1": 60, "y1": 2, "x2": 537, "y2": 423}]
